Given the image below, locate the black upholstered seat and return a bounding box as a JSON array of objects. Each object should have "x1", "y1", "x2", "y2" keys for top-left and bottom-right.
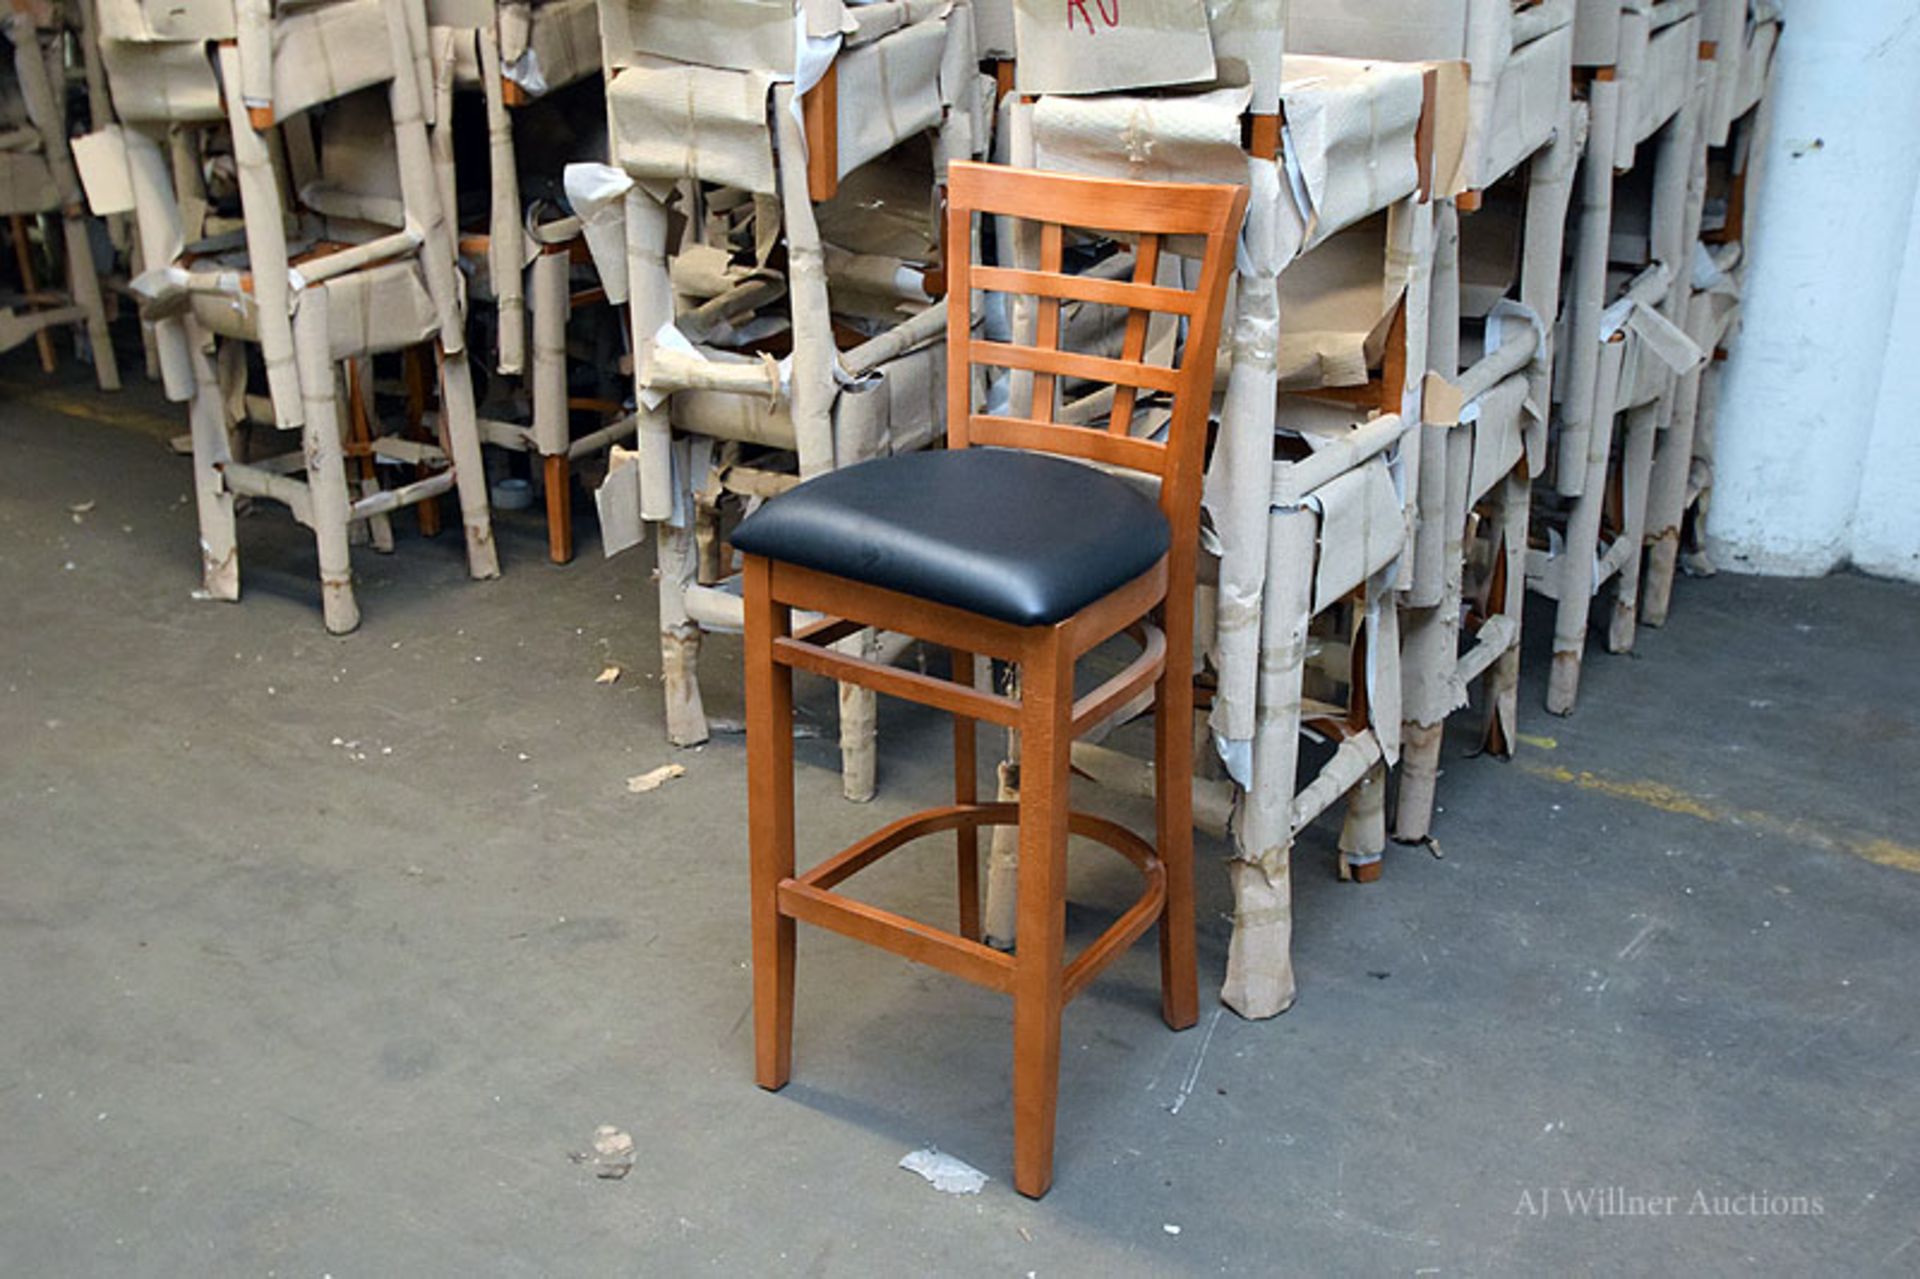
[{"x1": 729, "y1": 448, "x2": 1170, "y2": 627}]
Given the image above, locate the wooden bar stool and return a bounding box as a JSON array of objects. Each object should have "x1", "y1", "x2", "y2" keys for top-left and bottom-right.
[{"x1": 730, "y1": 162, "x2": 1245, "y2": 1199}]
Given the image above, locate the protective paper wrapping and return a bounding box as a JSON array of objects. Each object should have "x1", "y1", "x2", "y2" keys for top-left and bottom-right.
[
  {"x1": 1285, "y1": 0, "x2": 1575, "y2": 191},
  {"x1": 1457, "y1": 196, "x2": 1521, "y2": 318},
  {"x1": 1011, "y1": 0, "x2": 1216, "y2": 97},
  {"x1": 1631, "y1": 13, "x2": 1699, "y2": 147},
  {"x1": 1471, "y1": 22, "x2": 1572, "y2": 189},
  {"x1": 475, "y1": 29, "x2": 524, "y2": 373},
  {"x1": 1274, "y1": 215, "x2": 1401, "y2": 390},
  {"x1": 277, "y1": 0, "x2": 401, "y2": 122},
  {"x1": 973, "y1": 0, "x2": 1013, "y2": 56},
  {"x1": 1299, "y1": 0, "x2": 1574, "y2": 58},
  {"x1": 563, "y1": 162, "x2": 632, "y2": 304},
  {"x1": 832, "y1": 18, "x2": 947, "y2": 178},
  {"x1": 1278, "y1": 56, "x2": 1424, "y2": 248},
  {"x1": 771, "y1": 82, "x2": 835, "y2": 478},
  {"x1": 307, "y1": 86, "x2": 405, "y2": 226},
  {"x1": 608, "y1": 62, "x2": 779, "y2": 193},
  {"x1": 815, "y1": 148, "x2": 939, "y2": 261},
  {"x1": 1553, "y1": 74, "x2": 1618, "y2": 495},
  {"x1": 1699, "y1": 0, "x2": 1741, "y2": 145},
  {"x1": 435, "y1": 0, "x2": 598, "y2": 91},
  {"x1": 1465, "y1": 369, "x2": 1528, "y2": 505},
  {"x1": 519, "y1": 0, "x2": 600, "y2": 92},
  {"x1": 1204, "y1": 0, "x2": 1285, "y2": 115},
  {"x1": 1728, "y1": 16, "x2": 1777, "y2": 124},
  {"x1": 1220, "y1": 505, "x2": 1314, "y2": 1019},
  {"x1": 1309, "y1": 455, "x2": 1403, "y2": 612},
  {"x1": 99, "y1": 0, "x2": 394, "y2": 123},
  {"x1": 599, "y1": 0, "x2": 802, "y2": 74},
  {"x1": 1642, "y1": 239, "x2": 1737, "y2": 577},
  {"x1": 0, "y1": 149, "x2": 57, "y2": 214},
  {"x1": 429, "y1": 0, "x2": 497, "y2": 28},
  {"x1": 4, "y1": 14, "x2": 79, "y2": 207},
  {"x1": 97, "y1": 39, "x2": 222, "y2": 122},
  {"x1": 95, "y1": 0, "x2": 230, "y2": 42},
  {"x1": 1571, "y1": 0, "x2": 1622, "y2": 65},
  {"x1": 1612, "y1": 286, "x2": 1703, "y2": 410},
  {"x1": 1030, "y1": 86, "x2": 1251, "y2": 186},
  {"x1": 832, "y1": 339, "x2": 946, "y2": 460},
  {"x1": 187, "y1": 261, "x2": 443, "y2": 359},
  {"x1": 1203, "y1": 159, "x2": 1284, "y2": 749}
]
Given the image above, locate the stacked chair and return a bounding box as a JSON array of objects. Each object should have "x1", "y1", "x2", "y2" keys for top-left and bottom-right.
[
  {"x1": 1525, "y1": 0, "x2": 1709, "y2": 713},
  {"x1": 1, "y1": 1, "x2": 118, "y2": 386},
  {"x1": 1639, "y1": 0, "x2": 1779, "y2": 622},
  {"x1": 426, "y1": 0, "x2": 619, "y2": 563},
  {"x1": 988, "y1": 11, "x2": 1443, "y2": 1019},
  {"x1": 84, "y1": 0, "x2": 499, "y2": 631},
  {"x1": 584, "y1": 0, "x2": 985, "y2": 800},
  {"x1": 1285, "y1": 1, "x2": 1585, "y2": 850}
]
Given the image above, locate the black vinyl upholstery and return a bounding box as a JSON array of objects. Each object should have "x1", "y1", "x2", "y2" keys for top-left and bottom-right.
[{"x1": 729, "y1": 448, "x2": 1170, "y2": 627}]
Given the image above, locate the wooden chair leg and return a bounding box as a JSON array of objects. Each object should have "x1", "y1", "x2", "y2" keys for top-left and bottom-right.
[
  {"x1": 1222, "y1": 508, "x2": 1316, "y2": 1020},
  {"x1": 544, "y1": 453, "x2": 573, "y2": 564},
  {"x1": 657, "y1": 519, "x2": 710, "y2": 747},
  {"x1": 1337, "y1": 763, "x2": 1389, "y2": 883},
  {"x1": 744, "y1": 556, "x2": 797, "y2": 1090},
  {"x1": 952, "y1": 648, "x2": 982, "y2": 940},
  {"x1": 1156, "y1": 586, "x2": 1200, "y2": 1031},
  {"x1": 346, "y1": 359, "x2": 394, "y2": 553},
  {"x1": 11, "y1": 216, "x2": 56, "y2": 373},
  {"x1": 1011, "y1": 627, "x2": 1072, "y2": 1199},
  {"x1": 61, "y1": 213, "x2": 120, "y2": 391},
  {"x1": 436, "y1": 347, "x2": 502, "y2": 580},
  {"x1": 184, "y1": 324, "x2": 239, "y2": 600},
  {"x1": 1608, "y1": 400, "x2": 1660, "y2": 655},
  {"x1": 403, "y1": 347, "x2": 442, "y2": 537},
  {"x1": 292, "y1": 291, "x2": 359, "y2": 634}
]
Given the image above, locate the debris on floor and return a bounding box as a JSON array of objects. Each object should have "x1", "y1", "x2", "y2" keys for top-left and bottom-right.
[
  {"x1": 569, "y1": 1125, "x2": 635, "y2": 1180},
  {"x1": 596, "y1": 665, "x2": 622, "y2": 685},
  {"x1": 898, "y1": 1147, "x2": 988, "y2": 1195},
  {"x1": 626, "y1": 764, "x2": 686, "y2": 794}
]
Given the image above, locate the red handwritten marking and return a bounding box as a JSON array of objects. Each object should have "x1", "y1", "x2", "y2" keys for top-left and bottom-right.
[{"x1": 1066, "y1": 0, "x2": 1121, "y2": 33}]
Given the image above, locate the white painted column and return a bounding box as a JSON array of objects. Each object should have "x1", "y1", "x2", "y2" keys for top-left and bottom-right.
[
  {"x1": 1710, "y1": 0, "x2": 1920, "y2": 578},
  {"x1": 1853, "y1": 197, "x2": 1920, "y2": 580}
]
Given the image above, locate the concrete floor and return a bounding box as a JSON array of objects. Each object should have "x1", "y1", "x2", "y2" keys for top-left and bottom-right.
[{"x1": 4, "y1": 361, "x2": 1919, "y2": 1276}]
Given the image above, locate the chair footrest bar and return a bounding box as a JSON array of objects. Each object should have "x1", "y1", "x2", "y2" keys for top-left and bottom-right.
[
  {"x1": 1594, "y1": 534, "x2": 1635, "y2": 588},
  {"x1": 369, "y1": 436, "x2": 447, "y2": 466},
  {"x1": 782, "y1": 803, "x2": 1167, "y2": 1003},
  {"x1": 778, "y1": 879, "x2": 1018, "y2": 994},
  {"x1": 1062, "y1": 875, "x2": 1165, "y2": 1004},
  {"x1": 222, "y1": 462, "x2": 314, "y2": 528},
  {"x1": 349, "y1": 469, "x2": 455, "y2": 521},
  {"x1": 1291, "y1": 733, "x2": 1385, "y2": 834},
  {"x1": 1454, "y1": 614, "x2": 1520, "y2": 687}
]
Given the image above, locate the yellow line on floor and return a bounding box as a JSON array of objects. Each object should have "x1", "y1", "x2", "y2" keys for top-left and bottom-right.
[
  {"x1": 2, "y1": 378, "x2": 180, "y2": 442},
  {"x1": 1518, "y1": 759, "x2": 1920, "y2": 875}
]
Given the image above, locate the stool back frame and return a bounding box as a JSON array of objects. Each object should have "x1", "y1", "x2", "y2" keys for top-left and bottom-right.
[{"x1": 943, "y1": 160, "x2": 1239, "y2": 531}]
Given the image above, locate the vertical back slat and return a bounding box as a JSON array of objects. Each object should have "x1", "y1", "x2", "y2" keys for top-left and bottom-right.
[
  {"x1": 1106, "y1": 232, "x2": 1161, "y2": 437},
  {"x1": 945, "y1": 188, "x2": 974, "y2": 452},
  {"x1": 1030, "y1": 221, "x2": 1065, "y2": 425}
]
